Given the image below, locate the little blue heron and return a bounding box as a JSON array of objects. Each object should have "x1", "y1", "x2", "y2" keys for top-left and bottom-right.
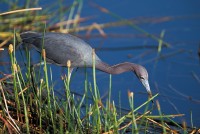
[{"x1": 20, "y1": 31, "x2": 152, "y2": 98}]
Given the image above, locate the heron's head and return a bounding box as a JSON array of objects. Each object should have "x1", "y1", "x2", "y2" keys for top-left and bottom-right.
[{"x1": 134, "y1": 65, "x2": 152, "y2": 98}]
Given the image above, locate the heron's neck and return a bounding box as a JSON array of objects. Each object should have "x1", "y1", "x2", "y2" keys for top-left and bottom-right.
[{"x1": 96, "y1": 61, "x2": 138, "y2": 74}]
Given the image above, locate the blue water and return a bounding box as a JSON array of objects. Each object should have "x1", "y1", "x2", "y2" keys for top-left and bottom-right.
[{"x1": 1, "y1": 0, "x2": 200, "y2": 127}]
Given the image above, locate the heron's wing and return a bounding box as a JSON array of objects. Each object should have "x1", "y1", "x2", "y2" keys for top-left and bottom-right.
[
  {"x1": 20, "y1": 32, "x2": 43, "y2": 51},
  {"x1": 44, "y1": 36, "x2": 83, "y2": 66},
  {"x1": 21, "y1": 32, "x2": 83, "y2": 66}
]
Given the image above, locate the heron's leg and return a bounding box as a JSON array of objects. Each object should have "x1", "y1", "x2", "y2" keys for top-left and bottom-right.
[
  {"x1": 30, "y1": 63, "x2": 39, "y2": 93},
  {"x1": 75, "y1": 67, "x2": 79, "y2": 72},
  {"x1": 30, "y1": 62, "x2": 47, "y2": 91},
  {"x1": 32, "y1": 61, "x2": 46, "y2": 68}
]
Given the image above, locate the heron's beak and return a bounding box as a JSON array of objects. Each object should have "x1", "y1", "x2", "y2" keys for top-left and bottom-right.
[{"x1": 140, "y1": 79, "x2": 152, "y2": 98}]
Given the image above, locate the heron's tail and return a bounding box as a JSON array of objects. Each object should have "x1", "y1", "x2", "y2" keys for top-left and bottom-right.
[{"x1": 20, "y1": 31, "x2": 41, "y2": 44}]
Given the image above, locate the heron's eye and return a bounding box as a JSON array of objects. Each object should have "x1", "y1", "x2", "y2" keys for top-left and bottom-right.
[{"x1": 139, "y1": 76, "x2": 145, "y2": 80}]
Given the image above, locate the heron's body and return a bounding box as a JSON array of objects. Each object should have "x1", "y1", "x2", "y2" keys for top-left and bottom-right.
[
  {"x1": 20, "y1": 31, "x2": 152, "y2": 97},
  {"x1": 20, "y1": 32, "x2": 101, "y2": 67}
]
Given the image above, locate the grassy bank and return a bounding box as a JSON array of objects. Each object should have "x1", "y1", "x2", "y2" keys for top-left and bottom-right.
[{"x1": 0, "y1": 42, "x2": 186, "y2": 133}]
